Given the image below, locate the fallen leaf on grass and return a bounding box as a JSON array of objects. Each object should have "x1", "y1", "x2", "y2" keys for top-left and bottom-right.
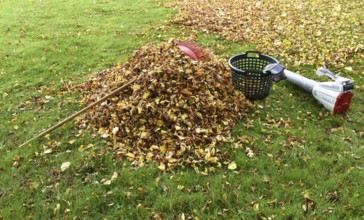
[
  {"x1": 246, "y1": 147, "x2": 255, "y2": 158},
  {"x1": 54, "y1": 203, "x2": 60, "y2": 215},
  {"x1": 344, "y1": 66, "x2": 353, "y2": 72},
  {"x1": 2, "y1": 92, "x2": 8, "y2": 100},
  {"x1": 29, "y1": 182, "x2": 39, "y2": 190},
  {"x1": 228, "y1": 161, "x2": 237, "y2": 170},
  {"x1": 302, "y1": 191, "x2": 316, "y2": 217},
  {"x1": 43, "y1": 149, "x2": 52, "y2": 154},
  {"x1": 158, "y1": 163, "x2": 166, "y2": 171},
  {"x1": 61, "y1": 162, "x2": 71, "y2": 171},
  {"x1": 103, "y1": 172, "x2": 118, "y2": 185}
]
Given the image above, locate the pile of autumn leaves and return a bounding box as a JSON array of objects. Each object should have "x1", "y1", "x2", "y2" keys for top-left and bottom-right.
[
  {"x1": 170, "y1": 0, "x2": 363, "y2": 69},
  {"x1": 74, "y1": 40, "x2": 248, "y2": 171}
]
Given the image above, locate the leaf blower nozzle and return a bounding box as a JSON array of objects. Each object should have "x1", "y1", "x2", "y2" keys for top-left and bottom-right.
[{"x1": 265, "y1": 63, "x2": 354, "y2": 113}]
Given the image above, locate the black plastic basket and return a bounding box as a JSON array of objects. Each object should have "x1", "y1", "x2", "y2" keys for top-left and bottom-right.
[{"x1": 228, "y1": 51, "x2": 279, "y2": 100}]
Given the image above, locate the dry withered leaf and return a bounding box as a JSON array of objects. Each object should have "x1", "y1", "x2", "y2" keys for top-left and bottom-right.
[
  {"x1": 73, "y1": 39, "x2": 248, "y2": 170},
  {"x1": 61, "y1": 162, "x2": 71, "y2": 172}
]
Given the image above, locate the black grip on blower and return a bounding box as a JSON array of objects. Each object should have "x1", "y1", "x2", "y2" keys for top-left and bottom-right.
[
  {"x1": 343, "y1": 83, "x2": 354, "y2": 92},
  {"x1": 264, "y1": 63, "x2": 286, "y2": 82}
]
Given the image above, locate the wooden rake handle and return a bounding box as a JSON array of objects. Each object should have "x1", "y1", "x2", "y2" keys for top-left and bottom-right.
[{"x1": 19, "y1": 77, "x2": 138, "y2": 148}]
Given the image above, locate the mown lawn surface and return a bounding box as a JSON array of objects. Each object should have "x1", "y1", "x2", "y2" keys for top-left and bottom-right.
[{"x1": 1, "y1": 0, "x2": 363, "y2": 219}]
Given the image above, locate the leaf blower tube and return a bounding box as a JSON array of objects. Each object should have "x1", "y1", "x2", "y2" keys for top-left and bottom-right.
[
  {"x1": 283, "y1": 69, "x2": 317, "y2": 93},
  {"x1": 264, "y1": 63, "x2": 354, "y2": 114}
]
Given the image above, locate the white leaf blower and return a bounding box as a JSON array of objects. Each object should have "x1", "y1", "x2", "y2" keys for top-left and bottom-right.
[{"x1": 264, "y1": 63, "x2": 354, "y2": 114}]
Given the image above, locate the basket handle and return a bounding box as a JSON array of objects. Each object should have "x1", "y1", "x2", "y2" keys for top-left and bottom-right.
[{"x1": 245, "y1": 51, "x2": 261, "y2": 58}]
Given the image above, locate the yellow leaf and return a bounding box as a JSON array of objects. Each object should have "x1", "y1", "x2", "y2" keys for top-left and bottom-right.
[
  {"x1": 267, "y1": 199, "x2": 277, "y2": 206},
  {"x1": 43, "y1": 149, "x2": 52, "y2": 154},
  {"x1": 117, "y1": 102, "x2": 124, "y2": 108},
  {"x1": 181, "y1": 88, "x2": 192, "y2": 96},
  {"x1": 303, "y1": 191, "x2": 310, "y2": 199},
  {"x1": 112, "y1": 127, "x2": 119, "y2": 134},
  {"x1": 158, "y1": 163, "x2": 165, "y2": 171},
  {"x1": 54, "y1": 204, "x2": 60, "y2": 215},
  {"x1": 246, "y1": 148, "x2": 255, "y2": 158},
  {"x1": 140, "y1": 131, "x2": 149, "y2": 139},
  {"x1": 61, "y1": 162, "x2": 71, "y2": 171},
  {"x1": 29, "y1": 182, "x2": 39, "y2": 190},
  {"x1": 142, "y1": 92, "x2": 150, "y2": 99},
  {"x1": 2, "y1": 92, "x2": 9, "y2": 99},
  {"x1": 334, "y1": 5, "x2": 341, "y2": 12},
  {"x1": 111, "y1": 172, "x2": 118, "y2": 181},
  {"x1": 146, "y1": 152, "x2": 153, "y2": 161},
  {"x1": 78, "y1": 145, "x2": 85, "y2": 152},
  {"x1": 208, "y1": 157, "x2": 218, "y2": 163},
  {"x1": 132, "y1": 84, "x2": 141, "y2": 91},
  {"x1": 125, "y1": 153, "x2": 135, "y2": 158},
  {"x1": 156, "y1": 120, "x2": 164, "y2": 127},
  {"x1": 167, "y1": 157, "x2": 177, "y2": 163},
  {"x1": 160, "y1": 145, "x2": 166, "y2": 154},
  {"x1": 204, "y1": 151, "x2": 211, "y2": 160},
  {"x1": 198, "y1": 148, "x2": 204, "y2": 154},
  {"x1": 228, "y1": 161, "x2": 237, "y2": 170},
  {"x1": 101, "y1": 132, "x2": 109, "y2": 138},
  {"x1": 138, "y1": 155, "x2": 145, "y2": 162},
  {"x1": 345, "y1": 66, "x2": 353, "y2": 72},
  {"x1": 98, "y1": 127, "x2": 106, "y2": 135},
  {"x1": 103, "y1": 180, "x2": 112, "y2": 185},
  {"x1": 103, "y1": 172, "x2": 118, "y2": 185}
]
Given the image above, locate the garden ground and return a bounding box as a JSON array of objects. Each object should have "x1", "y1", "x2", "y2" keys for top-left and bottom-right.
[{"x1": 1, "y1": 0, "x2": 363, "y2": 219}]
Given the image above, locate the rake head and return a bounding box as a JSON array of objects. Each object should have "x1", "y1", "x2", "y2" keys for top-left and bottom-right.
[{"x1": 177, "y1": 40, "x2": 210, "y2": 61}]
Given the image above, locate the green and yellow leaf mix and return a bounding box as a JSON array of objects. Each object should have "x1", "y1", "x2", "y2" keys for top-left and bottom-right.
[
  {"x1": 170, "y1": 0, "x2": 363, "y2": 68},
  {"x1": 74, "y1": 40, "x2": 248, "y2": 170}
]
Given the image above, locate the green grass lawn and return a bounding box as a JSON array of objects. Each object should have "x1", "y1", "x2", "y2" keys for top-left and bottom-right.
[{"x1": 1, "y1": 0, "x2": 363, "y2": 219}]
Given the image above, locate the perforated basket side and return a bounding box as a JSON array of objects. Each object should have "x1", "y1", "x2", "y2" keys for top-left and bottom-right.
[{"x1": 231, "y1": 70, "x2": 272, "y2": 100}]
